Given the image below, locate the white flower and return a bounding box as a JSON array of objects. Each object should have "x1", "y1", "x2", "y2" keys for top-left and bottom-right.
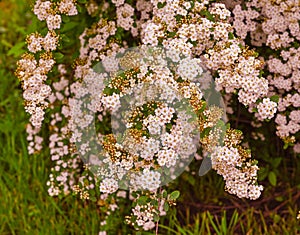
[
  {"x1": 177, "y1": 58, "x2": 203, "y2": 81},
  {"x1": 99, "y1": 178, "x2": 118, "y2": 194},
  {"x1": 157, "y1": 148, "x2": 178, "y2": 168},
  {"x1": 257, "y1": 98, "x2": 277, "y2": 120},
  {"x1": 101, "y1": 93, "x2": 121, "y2": 111},
  {"x1": 46, "y1": 14, "x2": 62, "y2": 30}
]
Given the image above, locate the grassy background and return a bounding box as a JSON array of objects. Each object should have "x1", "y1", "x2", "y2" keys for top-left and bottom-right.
[
  {"x1": 0, "y1": 0, "x2": 299, "y2": 234},
  {"x1": 0, "y1": 1, "x2": 101, "y2": 234}
]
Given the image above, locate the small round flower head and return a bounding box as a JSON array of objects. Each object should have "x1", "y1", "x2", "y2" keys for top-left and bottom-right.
[
  {"x1": 43, "y1": 31, "x2": 59, "y2": 51},
  {"x1": 131, "y1": 169, "x2": 161, "y2": 191},
  {"x1": 26, "y1": 33, "x2": 43, "y2": 53},
  {"x1": 177, "y1": 58, "x2": 203, "y2": 81},
  {"x1": 154, "y1": 104, "x2": 175, "y2": 124},
  {"x1": 257, "y1": 98, "x2": 277, "y2": 120},
  {"x1": 100, "y1": 178, "x2": 119, "y2": 194},
  {"x1": 209, "y1": 3, "x2": 231, "y2": 20},
  {"x1": 101, "y1": 93, "x2": 121, "y2": 111},
  {"x1": 131, "y1": 201, "x2": 156, "y2": 230},
  {"x1": 59, "y1": 0, "x2": 78, "y2": 16},
  {"x1": 156, "y1": 148, "x2": 178, "y2": 168},
  {"x1": 16, "y1": 53, "x2": 37, "y2": 77},
  {"x1": 112, "y1": 0, "x2": 125, "y2": 7},
  {"x1": 140, "y1": 137, "x2": 160, "y2": 161},
  {"x1": 116, "y1": 3, "x2": 135, "y2": 31},
  {"x1": 143, "y1": 114, "x2": 162, "y2": 135},
  {"x1": 46, "y1": 14, "x2": 62, "y2": 30},
  {"x1": 34, "y1": 0, "x2": 52, "y2": 21}
]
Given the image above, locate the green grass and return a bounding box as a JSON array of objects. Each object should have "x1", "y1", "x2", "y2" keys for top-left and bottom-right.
[
  {"x1": 158, "y1": 204, "x2": 300, "y2": 235},
  {"x1": 0, "y1": 1, "x2": 300, "y2": 234},
  {"x1": 0, "y1": 77, "x2": 100, "y2": 235}
]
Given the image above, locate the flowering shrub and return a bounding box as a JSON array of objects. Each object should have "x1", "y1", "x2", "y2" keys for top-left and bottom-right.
[
  {"x1": 225, "y1": 0, "x2": 300, "y2": 153},
  {"x1": 15, "y1": 0, "x2": 300, "y2": 233}
]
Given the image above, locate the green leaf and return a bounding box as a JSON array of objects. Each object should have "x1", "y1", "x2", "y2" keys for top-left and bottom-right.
[
  {"x1": 259, "y1": 70, "x2": 264, "y2": 77},
  {"x1": 151, "y1": 199, "x2": 158, "y2": 207},
  {"x1": 175, "y1": 15, "x2": 183, "y2": 22},
  {"x1": 258, "y1": 167, "x2": 268, "y2": 181},
  {"x1": 54, "y1": 52, "x2": 64, "y2": 60},
  {"x1": 268, "y1": 171, "x2": 277, "y2": 186},
  {"x1": 135, "y1": 122, "x2": 143, "y2": 130},
  {"x1": 162, "y1": 190, "x2": 167, "y2": 198},
  {"x1": 165, "y1": 122, "x2": 172, "y2": 131},
  {"x1": 157, "y1": 2, "x2": 167, "y2": 9},
  {"x1": 228, "y1": 32, "x2": 234, "y2": 40},
  {"x1": 273, "y1": 214, "x2": 281, "y2": 223},
  {"x1": 200, "y1": 127, "x2": 211, "y2": 138},
  {"x1": 61, "y1": 15, "x2": 70, "y2": 23},
  {"x1": 131, "y1": 191, "x2": 138, "y2": 198},
  {"x1": 167, "y1": 31, "x2": 177, "y2": 38},
  {"x1": 7, "y1": 42, "x2": 26, "y2": 57},
  {"x1": 61, "y1": 22, "x2": 79, "y2": 33},
  {"x1": 77, "y1": 5, "x2": 82, "y2": 13},
  {"x1": 200, "y1": 9, "x2": 215, "y2": 22},
  {"x1": 270, "y1": 95, "x2": 279, "y2": 103},
  {"x1": 137, "y1": 195, "x2": 149, "y2": 205},
  {"x1": 103, "y1": 87, "x2": 113, "y2": 95},
  {"x1": 169, "y1": 190, "x2": 180, "y2": 200},
  {"x1": 163, "y1": 202, "x2": 169, "y2": 212},
  {"x1": 153, "y1": 214, "x2": 160, "y2": 222},
  {"x1": 271, "y1": 157, "x2": 282, "y2": 168},
  {"x1": 291, "y1": 41, "x2": 299, "y2": 49},
  {"x1": 60, "y1": 34, "x2": 70, "y2": 42}
]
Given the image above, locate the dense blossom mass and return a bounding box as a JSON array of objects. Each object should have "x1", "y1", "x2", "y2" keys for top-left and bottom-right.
[
  {"x1": 15, "y1": 0, "x2": 299, "y2": 233},
  {"x1": 225, "y1": 0, "x2": 300, "y2": 152}
]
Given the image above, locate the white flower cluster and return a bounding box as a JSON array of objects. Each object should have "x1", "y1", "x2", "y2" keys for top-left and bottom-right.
[
  {"x1": 101, "y1": 93, "x2": 121, "y2": 111},
  {"x1": 140, "y1": 137, "x2": 160, "y2": 161},
  {"x1": 205, "y1": 42, "x2": 269, "y2": 106},
  {"x1": 154, "y1": 104, "x2": 175, "y2": 124},
  {"x1": 177, "y1": 58, "x2": 203, "y2": 81},
  {"x1": 78, "y1": 19, "x2": 118, "y2": 63},
  {"x1": 211, "y1": 146, "x2": 263, "y2": 200},
  {"x1": 34, "y1": 0, "x2": 77, "y2": 30},
  {"x1": 70, "y1": 47, "x2": 201, "y2": 192},
  {"x1": 111, "y1": 0, "x2": 125, "y2": 7},
  {"x1": 17, "y1": 0, "x2": 79, "y2": 129},
  {"x1": 157, "y1": 148, "x2": 178, "y2": 168},
  {"x1": 59, "y1": 0, "x2": 78, "y2": 16},
  {"x1": 209, "y1": 3, "x2": 231, "y2": 20},
  {"x1": 141, "y1": 1, "x2": 269, "y2": 109},
  {"x1": 256, "y1": 98, "x2": 277, "y2": 120},
  {"x1": 100, "y1": 178, "x2": 119, "y2": 194},
  {"x1": 16, "y1": 54, "x2": 55, "y2": 127},
  {"x1": 131, "y1": 203, "x2": 156, "y2": 230},
  {"x1": 142, "y1": 114, "x2": 162, "y2": 135},
  {"x1": 130, "y1": 169, "x2": 161, "y2": 191},
  {"x1": 116, "y1": 3, "x2": 135, "y2": 31}
]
